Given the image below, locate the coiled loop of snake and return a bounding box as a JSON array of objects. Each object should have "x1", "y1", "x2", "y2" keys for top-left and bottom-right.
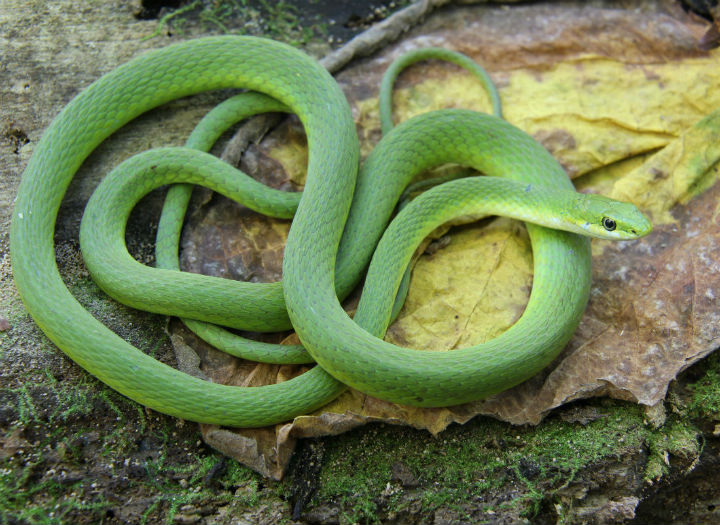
[{"x1": 11, "y1": 36, "x2": 651, "y2": 426}]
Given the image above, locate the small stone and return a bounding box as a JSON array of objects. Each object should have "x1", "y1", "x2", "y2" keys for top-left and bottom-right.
[
  {"x1": 173, "y1": 513, "x2": 201, "y2": 524},
  {"x1": 391, "y1": 461, "x2": 419, "y2": 487}
]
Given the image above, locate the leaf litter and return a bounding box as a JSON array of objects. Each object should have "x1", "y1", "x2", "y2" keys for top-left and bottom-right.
[{"x1": 172, "y1": 2, "x2": 720, "y2": 478}]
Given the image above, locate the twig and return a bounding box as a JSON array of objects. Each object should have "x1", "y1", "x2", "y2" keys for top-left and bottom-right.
[{"x1": 220, "y1": 0, "x2": 451, "y2": 161}]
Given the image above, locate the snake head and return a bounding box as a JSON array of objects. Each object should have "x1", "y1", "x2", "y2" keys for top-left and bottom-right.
[{"x1": 572, "y1": 193, "x2": 653, "y2": 240}]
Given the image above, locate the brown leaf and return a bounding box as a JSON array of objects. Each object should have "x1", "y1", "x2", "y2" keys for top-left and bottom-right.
[{"x1": 169, "y1": 2, "x2": 720, "y2": 477}]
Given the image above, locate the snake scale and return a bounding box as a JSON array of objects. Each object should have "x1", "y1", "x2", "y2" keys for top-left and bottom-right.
[{"x1": 10, "y1": 36, "x2": 651, "y2": 427}]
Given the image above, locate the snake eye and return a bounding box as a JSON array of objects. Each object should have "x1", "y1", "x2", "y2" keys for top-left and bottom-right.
[{"x1": 602, "y1": 217, "x2": 616, "y2": 231}]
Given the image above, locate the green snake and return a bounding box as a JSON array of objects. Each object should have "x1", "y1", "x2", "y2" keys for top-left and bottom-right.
[{"x1": 10, "y1": 36, "x2": 651, "y2": 427}]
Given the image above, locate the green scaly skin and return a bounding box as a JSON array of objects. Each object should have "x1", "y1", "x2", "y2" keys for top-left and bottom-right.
[
  {"x1": 155, "y1": 93, "x2": 312, "y2": 365},
  {"x1": 11, "y1": 36, "x2": 651, "y2": 426},
  {"x1": 379, "y1": 47, "x2": 504, "y2": 133},
  {"x1": 11, "y1": 37, "x2": 350, "y2": 427},
  {"x1": 151, "y1": 48, "x2": 505, "y2": 364}
]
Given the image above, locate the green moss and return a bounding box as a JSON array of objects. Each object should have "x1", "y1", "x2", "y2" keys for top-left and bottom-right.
[
  {"x1": 0, "y1": 468, "x2": 111, "y2": 525},
  {"x1": 145, "y1": 0, "x2": 329, "y2": 49},
  {"x1": 311, "y1": 401, "x2": 653, "y2": 523},
  {"x1": 1, "y1": 253, "x2": 270, "y2": 524},
  {"x1": 644, "y1": 421, "x2": 700, "y2": 483},
  {"x1": 686, "y1": 352, "x2": 720, "y2": 421},
  {"x1": 0, "y1": 361, "x2": 264, "y2": 524}
]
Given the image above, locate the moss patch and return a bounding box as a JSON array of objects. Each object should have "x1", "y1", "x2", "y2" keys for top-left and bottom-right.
[
  {"x1": 0, "y1": 363, "x2": 267, "y2": 525},
  {"x1": 0, "y1": 263, "x2": 269, "y2": 525},
  {"x1": 308, "y1": 401, "x2": 660, "y2": 523},
  {"x1": 138, "y1": 0, "x2": 331, "y2": 58},
  {"x1": 144, "y1": 0, "x2": 327, "y2": 50},
  {"x1": 686, "y1": 351, "x2": 720, "y2": 422}
]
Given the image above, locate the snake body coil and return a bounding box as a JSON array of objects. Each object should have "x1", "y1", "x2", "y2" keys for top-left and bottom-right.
[{"x1": 10, "y1": 36, "x2": 651, "y2": 426}]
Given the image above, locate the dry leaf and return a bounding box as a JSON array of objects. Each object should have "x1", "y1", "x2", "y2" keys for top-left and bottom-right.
[{"x1": 170, "y1": 2, "x2": 720, "y2": 478}]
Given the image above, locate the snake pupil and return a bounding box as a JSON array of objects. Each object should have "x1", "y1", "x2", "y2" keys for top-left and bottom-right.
[{"x1": 602, "y1": 217, "x2": 616, "y2": 231}]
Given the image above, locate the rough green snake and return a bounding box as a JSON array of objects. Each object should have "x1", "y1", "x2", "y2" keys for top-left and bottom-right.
[{"x1": 10, "y1": 36, "x2": 652, "y2": 427}]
